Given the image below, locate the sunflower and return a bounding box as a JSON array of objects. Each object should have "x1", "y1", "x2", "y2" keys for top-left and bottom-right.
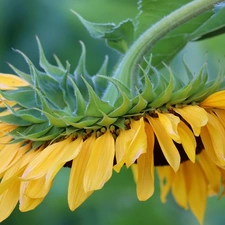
[
  {"x1": 0, "y1": 41, "x2": 225, "y2": 225},
  {"x1": 1, "y1": 0, "x2": 225, "y2": 223}
]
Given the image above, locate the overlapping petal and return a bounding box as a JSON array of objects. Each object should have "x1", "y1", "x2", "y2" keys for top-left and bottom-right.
[
  {"x1": 147, "y1": 115, "x2": 180, "y2": 171},
  {"x1": 174, "y1": 105, "x2": 208, "y2": 136}
]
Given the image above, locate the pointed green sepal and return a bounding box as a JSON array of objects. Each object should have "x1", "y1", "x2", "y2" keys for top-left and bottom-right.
[
  {"x1": 82, "y1": 77, "x2": 114, "y2": 116},
  {"x1": 129, "y1": 90, "x2": 148, "y2": 114},
  {"x1": 36, "y1": 36, "x2": 65, "y2": 77},
  {"x1": 97, "y1": 111, "x2": 117, "y2": 127}
]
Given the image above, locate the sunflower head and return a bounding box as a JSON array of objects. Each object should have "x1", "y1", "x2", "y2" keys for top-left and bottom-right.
[{"x1": 1, "y1": 1, "x2": 225, "y2": 224}]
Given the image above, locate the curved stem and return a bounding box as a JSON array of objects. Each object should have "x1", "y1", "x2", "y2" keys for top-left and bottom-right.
[{"x1": 103, "y1": 0, "x2": 221, "y2": 103}]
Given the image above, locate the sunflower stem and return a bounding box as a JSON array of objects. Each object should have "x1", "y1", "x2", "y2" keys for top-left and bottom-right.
[{"x1": 103, "y1": 0, "x2": 221, "y2": 104}]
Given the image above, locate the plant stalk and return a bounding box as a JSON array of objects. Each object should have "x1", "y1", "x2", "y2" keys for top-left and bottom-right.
[{"x1": 103, "y1": 0, "x2": 222, "y2": 104}]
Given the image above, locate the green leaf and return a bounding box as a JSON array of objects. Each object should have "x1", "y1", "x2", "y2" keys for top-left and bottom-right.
[
  {"x1": 104, "y1": 19, "x2": 134, "y2": 53},
  {"x1": 190, "y1": 4, "x2": 225, "y2": 40},
  {"x1": 136, "y1": 0, "x2": 225, "y2": 69},
  {"x1": 72, "y1": 10, "x2": 134, "y2": 53},
  {"x1": 72, "y1": 10, "x2": 115, "y2": 37}
]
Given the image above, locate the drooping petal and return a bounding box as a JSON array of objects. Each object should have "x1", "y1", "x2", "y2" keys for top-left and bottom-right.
[
  {"x1": 177, "y1": 120, "x2": 196, "y2": 163},
  {"x1": 157, "y1": 112, "x2": 180, "y2": 143},
  {"x1": 0, "y1": 181, "x2": 20, "y2": 222},
  {"x1": 198, "y1": 151, "x2": 221, "y2": 194},
  {"x1": 147, "y1": 116, "x2": 180, "y2": 171},
  {"x1": 174, "y1": 105, "x2": 208, "y2": 136},
  {"x1": 136, "y1": 122, "x2": 154, "y2": 201},
  {"x1": 131, "y1": 164, "x2": 138, "y2": 183},
  {"x1": 19, "y1": 195, "x2": 44, "y2": 212},
  {"x1": 68, "y1": 135, "x2": 95, "y2": 211},
  {"x1": 171, "y1": 164, "x2": 188, "y2": 209},
  {"x1": 200, "y1": 126, "x2": 225, "y2": 167},
  {"x1": 21, "y1": 176, "x2": 53, "y2": 199},
  {"x1": 22, "y1": 137, "x2": 73, "y2": 179},
  {"x1": 45, "y1": 136, "x2": 83, "y2": 182},
  {"x1": 200, "y1": 90, "x2": 225, "y2": 109},
  {"x1": 124, "y1": 118, "x2": 147, "y2": 168},
  {"x1": 213, "y1": 109, "x2": 225, "y2": 128},
  {"x1": 183, "y1": 161, "x2": 207, "y2": 225},
  {"x1": 203, "y1": 112, "x2": 225, "y2": 165},
  {"x1": 84, "y1": 130, "x2": 115, "y2": 192},
  {"x1": 114, "y1": 128, "x2": 136, "y2": 173},
  {"x1": 157, "y1": 166, "x2": 174, "y2": 203},
  {"x1": 0, "y1": 142, "x2": 23, "y2": 174}
]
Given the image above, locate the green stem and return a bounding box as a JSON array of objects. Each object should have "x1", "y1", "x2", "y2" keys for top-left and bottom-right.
[{"x1": 103, "y1": 0, "x2": 221, "y2": 103}]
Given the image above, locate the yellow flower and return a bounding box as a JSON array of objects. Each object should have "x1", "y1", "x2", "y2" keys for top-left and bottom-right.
[{"x1": 0, "y1": 71, "x2": 225, "y2": 225}]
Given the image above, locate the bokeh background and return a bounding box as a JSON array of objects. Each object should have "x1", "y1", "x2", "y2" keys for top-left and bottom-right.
[{"x1": 1, "y1": 0, "x2": 225, "y2": 224}]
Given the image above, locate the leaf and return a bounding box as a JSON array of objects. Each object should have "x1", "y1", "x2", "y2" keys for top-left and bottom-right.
[
  {"x1": 72, "y1": 10, "x2": 134, "y2": 53},
  {"x1": 104, "y1": 19, "x2": 134, "y2": 53},
  {"x1": 190, "y1": 4, "x2": 225, "y2": 40},
  {"x1": 135, "y1": 0, "x2": 225, "y2": 70}
]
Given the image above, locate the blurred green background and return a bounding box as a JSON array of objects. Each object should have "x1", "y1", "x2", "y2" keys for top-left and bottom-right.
[{"x1": 1, "y1": 0, "x2": 225, "y2": 225}]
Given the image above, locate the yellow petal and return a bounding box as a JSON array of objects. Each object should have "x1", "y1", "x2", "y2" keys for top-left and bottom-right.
[
  {"x1": 171, "y1": 164, "x2": 188, "y2": 209},
  {"x1": 157, "y1": 166, "x2": 174, "y2": 203},
  {"x1": 114, "y1": 128, "x2": 136, "y2": 173},
  {"x1": 205, "y1": 112, "x2": 225, "y2": 163},
  {"x1": 0, "y1": 73, "x2": 28, "y2": 90},
  {"x1": 0, "y1": 150, "x2": 39, "y2": 195},
  {"x1": 21, "y1": 176, "x2": 53, "y2": 199},
  {"x1": 198, "y1": 150, "x2": 221, "y2": 194},
  {"x1": 213, "y1": 109, "x2": 225, "y2": 128},
  {"x1": 68, "y1": 135, "x2": 95, "y2": 210},
  {"x1": 84, "y1": 130, "x2": 115, "y2": 192},
  {"x1": 174, "y1": 105, "x2": 208, "y2": 136},
  {"x1": 147, "y1": 116, "x2": 180, "y2": 171},
  {"x1": 0, "y1": 181, "x2": 20, "y2": 222},
  {"x1": 22, "y1": 137, "x2": 73, "y2": 179},
  {"x1": 157, "y1": 112, "x2": 180, "y2": 143},
  {"x1": 124, "y1": 118, "x2": 147, "y2": 167},
  {"x1": 136, "y1": 122, "x2": 155, "y2": 201},
  {"x1": 45, "y1": 136, "x2": 83, "y2": 182},
  {"x1": 131, "y1": 164, "x2": 138, "y2": 183},
  {"x1": 0, "y1": 136, "x2": 12, "y2": 151},
  {"x1": 183, "y1": 161, "x2": 207, "y2": 225},
  {"x1": 19, "y1": 195, "x2": 43, "y2": 212},
  {"x1": 200, "y1": 90, "x2": 225, "y2": 109},
  {"x1": 177, "y1": 120, "x2": 196, "y2": 163},
  {"x1": 0, "y1": 96, "x2": 16, "y2": 108},
  {"x1": 200, "y1": 126, "x2": 225, "y2": 167},
  {"x1": 0, "y1": 123, "x2": 17, "y2": 137},
  {"x1": 0, "y1": 142, "x2": 23, "y2": 174}
]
